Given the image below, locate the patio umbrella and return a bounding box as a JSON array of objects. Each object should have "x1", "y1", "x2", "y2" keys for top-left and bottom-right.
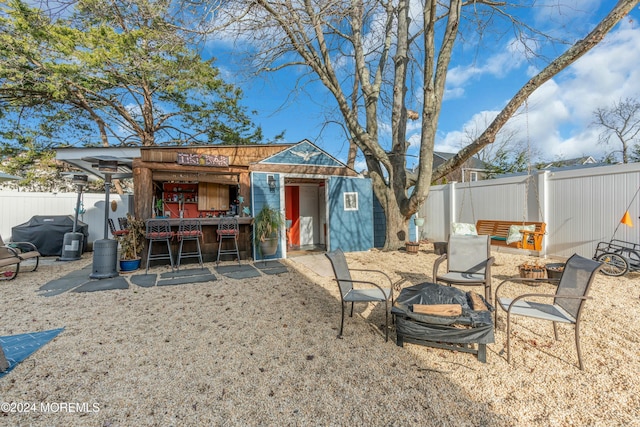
[{"x1": 0, "y1": 172, "x2": 22, "y2": 182}]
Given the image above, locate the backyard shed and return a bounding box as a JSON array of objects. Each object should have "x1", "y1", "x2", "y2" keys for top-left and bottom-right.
[{"x1": 129, "y1": 140, "x2": 373, "y2": 261}]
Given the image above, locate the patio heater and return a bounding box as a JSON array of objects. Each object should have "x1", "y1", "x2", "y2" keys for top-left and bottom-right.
[
  {"x1": 59, "y1": 174, "x2": 88, "y2": 261},
  {"x1": 89, "y1": 160, "x2": 120, "y2": 279}
]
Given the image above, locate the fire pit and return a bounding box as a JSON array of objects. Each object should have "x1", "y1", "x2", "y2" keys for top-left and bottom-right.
[{"x1": 391, "y1": 282, "x2": 495, "y2": 362}]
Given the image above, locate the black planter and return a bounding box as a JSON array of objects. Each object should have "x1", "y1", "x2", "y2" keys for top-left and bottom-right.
[
  {"x1": 434, "y1": 242, "x2": 447, "y2": 255},
  {"x1": 545, "y1": 263, "x2": 565, "y2": 280}
]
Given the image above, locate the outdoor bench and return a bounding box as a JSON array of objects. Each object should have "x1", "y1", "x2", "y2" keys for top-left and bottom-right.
[{"x1": 475, "y1": 220, "x2": 546, "y2": 251}]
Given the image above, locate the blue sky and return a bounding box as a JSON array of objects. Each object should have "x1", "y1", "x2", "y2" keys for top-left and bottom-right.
[{"x1": 208, "y1": 2, "x2": 640, "y2": 170}]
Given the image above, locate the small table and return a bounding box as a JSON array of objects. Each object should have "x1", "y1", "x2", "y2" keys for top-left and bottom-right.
[{"x1": 391, "y1": 282, "x2": 494, "y2": 363}]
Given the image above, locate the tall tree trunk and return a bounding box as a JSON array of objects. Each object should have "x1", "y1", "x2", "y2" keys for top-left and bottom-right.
[{"x1": 382, "y1": 190, "x2": 410, "y2": 250}]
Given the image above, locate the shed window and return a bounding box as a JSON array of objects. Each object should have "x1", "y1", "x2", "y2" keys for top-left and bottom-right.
[
  {"x1": 470, "y1": 171, "x2": 478, "y2": 182},
  {"x1": 344, "y1": 192, "x2": 358, "y2": 211}
]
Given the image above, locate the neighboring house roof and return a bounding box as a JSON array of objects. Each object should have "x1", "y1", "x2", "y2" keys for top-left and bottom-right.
[
  {"x1": 432, "y1": 152, "x2": 488, "y2": 171},
  {"x1": 540, "y1": 156, "x2": 597, "y2": 169}
]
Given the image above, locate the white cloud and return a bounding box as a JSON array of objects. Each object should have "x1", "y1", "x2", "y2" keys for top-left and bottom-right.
[
  {"x1": 353, "y1": 158, "x2": 368, "y2": 173},
  {"x1": 446, "y1": 38, "x2": 530, "y2": 90},
  {"x1": 439, "y1": 22, "x2": 640, "y2": 163}
]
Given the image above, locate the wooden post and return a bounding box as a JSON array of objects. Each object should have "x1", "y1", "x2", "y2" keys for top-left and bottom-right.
[
  {"x1": 239, "y1": 173, "x2": 251, "y2": 214},
  {"x1": 133, "y1": 164, "x2": 153, "y2": 220}
]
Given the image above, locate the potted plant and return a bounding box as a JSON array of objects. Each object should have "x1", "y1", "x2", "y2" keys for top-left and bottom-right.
[
  {"x1": 405, "y1": 241, "x2": 420, "y2": 254},
  {"x1": 545, "y1": 262, "x2": 565, "y2": 280},
  {"x1": 518, "y1": 260, "x2": 546, "y2": 279},
  {"x1": 253, "y1": 205, "x2": 285, "y2": 258},
  {"x1": 116, "y1": 214, "x2": 146, "y2": 272}
]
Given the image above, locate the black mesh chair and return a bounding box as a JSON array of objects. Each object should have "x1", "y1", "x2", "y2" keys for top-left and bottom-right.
[
  {"x1": 494, "y1": 254, "x2": 603, "y2": 370},
  {"x1": 145, "y1": 219, "x2": 174, "y2": 274},
  {"x1": 325, "y1": 248, "x2": 394, "y2": 342},
  {"x1": 176, "y1": 219, "x2": 204, "y2": 271}
]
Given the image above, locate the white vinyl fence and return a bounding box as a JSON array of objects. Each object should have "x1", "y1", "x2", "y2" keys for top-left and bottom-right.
[
  {"x1": 0, "y1": 191, "x2": 134, "y2": 248},
  {"x1": 420, "y1": 162, "x2": 640, "y2": 260}
]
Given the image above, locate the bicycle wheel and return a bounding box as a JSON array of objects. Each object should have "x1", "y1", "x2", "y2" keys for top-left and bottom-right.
[{"x1": 596, "y1": 252, "x2": 628, "y2": 276}]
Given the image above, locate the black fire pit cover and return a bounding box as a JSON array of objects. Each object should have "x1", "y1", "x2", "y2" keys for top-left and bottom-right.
[{"x1": 391, "y1": 282, "x2": 494, "y2": 344}]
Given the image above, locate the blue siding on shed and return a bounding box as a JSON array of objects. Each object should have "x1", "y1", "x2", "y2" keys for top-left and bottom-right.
[
  {"x1": 373, "y1": 196, "x2": 386, "y2": 248},
  {"x1": 373, "y1": 195, "x2": 417, "y2": 248},
  {"x1": 328, "y1": 177, "x2": 373, "y2": 252},
  {"x1": 251, "y1": 172, "x2": 283, "y2": 260}
]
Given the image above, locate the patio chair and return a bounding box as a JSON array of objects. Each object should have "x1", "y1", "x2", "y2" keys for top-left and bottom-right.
[
  {"x1": 145, "y1": 219, "x2": 174, "y2": 274},
  {"x1": 108, "y1": 218, "x2": 128, "y2": 238},
  {"x1": 176, "y1": 219, "x2": 204, "y2": 271},
  {"x1": 494, "y1": 254, "x2": 603, "y2": 370},
  {"x1": 216, "y1": 216, "x2": 240, "y2": 266},
  {"x1": 0, "y1": 234, "x2": 40, "y2": 281},
  {"x1": 432, "y1": 234, "x2": 494, "y2": 301},
  {"x1": 118, "y1": 217, "x2": 129, "y2": 231},
  {"x1": 325, "y1": 248, "x2": 394, "y2": 342}
]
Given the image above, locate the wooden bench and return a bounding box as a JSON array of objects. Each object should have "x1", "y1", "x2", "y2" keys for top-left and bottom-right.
[{"x1": 475, "y1": 220, "x2": 546, "y2": 251}]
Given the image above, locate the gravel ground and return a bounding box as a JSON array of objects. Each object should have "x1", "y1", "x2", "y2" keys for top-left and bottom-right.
[{"x1": 1, "y1": 243, "x2": 639, "y2": 426}]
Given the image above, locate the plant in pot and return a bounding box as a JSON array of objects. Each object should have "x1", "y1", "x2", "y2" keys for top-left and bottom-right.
[
  {"x1": 518, "y1": 260, "x2": 546, "y2": 279},
  {"x1": 116, "y1": 214, "x2": 146, "y2": 272},
  {"x1": 254, "y1": 205, "x2": 285, "y2": 258}
]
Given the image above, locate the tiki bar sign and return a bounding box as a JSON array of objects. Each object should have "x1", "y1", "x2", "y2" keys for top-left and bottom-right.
[{"x1": 177, "y1": 152, "x2": 229, "y2": 167}]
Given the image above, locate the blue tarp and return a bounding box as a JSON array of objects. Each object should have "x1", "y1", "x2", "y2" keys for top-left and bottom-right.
[{"x1": 0, "y1": 328, "x2": 64, "y2": 378}]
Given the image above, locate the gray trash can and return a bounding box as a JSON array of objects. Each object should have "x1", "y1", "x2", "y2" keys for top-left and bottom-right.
[{"x1": 90, "y1": 239, "x2": 119, "y2": 279}]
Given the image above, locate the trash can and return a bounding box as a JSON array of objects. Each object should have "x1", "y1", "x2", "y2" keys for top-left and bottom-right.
[
  {"x1": 89, "y1": 239, "x2": 119, "y2": 279},
  {"x1": 59, "y1": 232, "x2": 85, "y2": 261}
]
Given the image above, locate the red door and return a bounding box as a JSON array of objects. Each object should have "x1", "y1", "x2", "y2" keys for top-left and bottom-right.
[{"x1": 285, "y1": 186, "x2": 300, "y2": 246}]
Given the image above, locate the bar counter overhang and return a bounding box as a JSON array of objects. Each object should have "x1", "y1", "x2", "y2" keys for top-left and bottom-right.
[{"x1": 146, "y1": 217, "x2": 254, "y2": 266}]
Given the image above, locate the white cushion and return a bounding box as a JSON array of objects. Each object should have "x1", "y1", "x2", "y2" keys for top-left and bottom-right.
[
  {"x1": 506, "y1": 224, "x2": 536, "y2": 245},
  {"x1": 451, "y1": 223, "x2": 478, "y2": 236}
]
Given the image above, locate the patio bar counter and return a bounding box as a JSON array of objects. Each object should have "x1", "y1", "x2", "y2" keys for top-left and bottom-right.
[{"x1": 147, "y1": 217, "x2": 254, "y2": 265}]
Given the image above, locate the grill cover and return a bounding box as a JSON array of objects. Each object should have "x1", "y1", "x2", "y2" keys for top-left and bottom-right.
[
  {"x1": 11, "y1": 215, "x2": 89, "y2": 256},
  {"x1": 391, "y1": 282, "x2": 495, "y2": 344}
]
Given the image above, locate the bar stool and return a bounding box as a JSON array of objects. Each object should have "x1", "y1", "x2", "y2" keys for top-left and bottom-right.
[
  {"x1": 108, "y1": 218, "x2": 128, "y2": 238},
  {"x1": 176, "y1": 219, "x2": 204, "y2": 271},
  {"x1": 145, "y1": 219, "x2": 174, "y2": 274},
  {"x1": 216, "y1": 217, "x2": 240, "y2": 266}
]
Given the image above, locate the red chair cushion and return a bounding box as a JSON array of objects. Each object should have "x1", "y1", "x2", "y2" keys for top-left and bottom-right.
[{"x1": 146, "y1": 232, "x2": 174, "y2": 239}]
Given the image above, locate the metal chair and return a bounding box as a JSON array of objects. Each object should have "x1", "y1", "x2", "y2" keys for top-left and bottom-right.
[
  {"x1": 118, "y1": 217, "x2": 129, "y2": 231},
  {"x1": 494, "y1": 254, "x2": 603, "y2": 370},
  {"x1": 0, "y1": 233, "x2": 40, "y2": 281},
  {"x1": 432, "y1": 234, "x2": 495, "y2": 301},
  {"x1": 145, "y1": 219, "x2": 174, "y2": 274},
  {"x1": 216, "y1": 216, "x2": 240, "y2": 266},
  {"x1": 325, "y1": 248, "x2": 394, "y2": 342},
  {"x1": 108, "y1": 218, "x2": 129, "y2": 238},
  {"x1": 176, "y1": 219, "x2": 204, "y2": 271}
]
